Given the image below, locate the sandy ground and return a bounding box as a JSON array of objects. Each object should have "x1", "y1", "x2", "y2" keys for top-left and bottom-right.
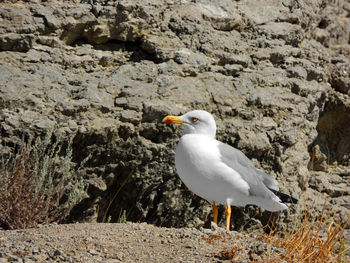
[{"x1": 0, "y1": 222, "x2": 279, "y2": 263}]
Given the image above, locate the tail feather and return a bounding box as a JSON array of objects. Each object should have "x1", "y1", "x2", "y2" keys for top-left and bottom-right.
[{"x1": 268, "y1": 188, "x2": 298, "y2": 204}]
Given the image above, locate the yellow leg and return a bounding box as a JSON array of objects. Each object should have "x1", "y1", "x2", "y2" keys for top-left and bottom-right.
[
  {"x1": 212, "y1": 202, "x2": 218, "y2": 225},
  {"x1": 225, "y1": 205, "x2": 231, "y2": 230}
]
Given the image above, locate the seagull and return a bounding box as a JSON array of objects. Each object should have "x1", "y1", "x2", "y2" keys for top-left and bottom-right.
[{"x1": 163, "y1": 110, "x2": 297, "y2": 230}]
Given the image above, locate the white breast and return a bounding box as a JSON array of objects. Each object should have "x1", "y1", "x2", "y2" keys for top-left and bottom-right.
[{"x1": 175, "y1": 134, "x2": 250, "y2": 205}]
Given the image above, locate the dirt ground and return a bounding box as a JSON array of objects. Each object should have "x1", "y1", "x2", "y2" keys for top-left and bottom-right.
[{"x1": 0, "y1": 222, "x2": 283, "y2": 263}]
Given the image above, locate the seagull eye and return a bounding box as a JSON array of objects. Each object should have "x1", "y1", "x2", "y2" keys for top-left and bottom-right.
[{"x1": 192, "y1": 117, "x2": 199, "y2": 122}]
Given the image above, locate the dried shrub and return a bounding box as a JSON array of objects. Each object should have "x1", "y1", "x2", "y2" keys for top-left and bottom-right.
[
  {"x1": 0, "y1": 129, "x2": 88, "y2": 230},
  {"x1": 218, "y1": 205, "x2": 349, "y2": 262},
  {"x1": 263, "y1": 209, "x2": 349, "y2": 263}
]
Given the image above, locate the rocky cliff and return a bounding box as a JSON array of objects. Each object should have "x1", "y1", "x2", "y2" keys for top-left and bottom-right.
[{"x1": 0, "y1": 0, "x2": 349, "y2": 234}]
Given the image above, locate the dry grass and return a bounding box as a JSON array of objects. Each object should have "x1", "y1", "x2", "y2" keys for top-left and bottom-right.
[
  {"x1": 100, "y1": 170, "x2": 134, "y2": 223},
  {"x1": 252, "y1": 140, "x2": 349, "y2": 262},
  {"x1": 218, "y1": 202, "x2": 349, "y2": 263},
  {"x1": 0, "y1": 129, "x2": 88, "y2": 230},
  {"x1": 264, "y1": 210, "x2": 349, "y2": 263}
]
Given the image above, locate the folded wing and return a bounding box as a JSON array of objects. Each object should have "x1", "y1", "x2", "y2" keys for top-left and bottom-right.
[{"x1": 217, "y1": 141, "x2": 280, "y2": 200}]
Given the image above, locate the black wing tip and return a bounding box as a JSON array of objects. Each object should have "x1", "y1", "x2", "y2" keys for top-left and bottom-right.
[
  {"x1": 284, "y1": 195, "x2": 299, "y2": 204},
  {"x1": 269, "y1": 188, "x2": 298, "y2": 204}
]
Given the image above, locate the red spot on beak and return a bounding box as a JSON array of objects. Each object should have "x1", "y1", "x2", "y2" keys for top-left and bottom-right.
[{"x1": 164, "y1": 119, "x2": 172, "y2": 124}]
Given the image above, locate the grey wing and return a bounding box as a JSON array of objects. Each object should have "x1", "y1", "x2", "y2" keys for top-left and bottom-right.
[
  {"x1": 255, "y1": 168, "x2": 279, "y2": 191},
  {"x1": 217, "y1": 141, "x2": 279, "y2": 198}
]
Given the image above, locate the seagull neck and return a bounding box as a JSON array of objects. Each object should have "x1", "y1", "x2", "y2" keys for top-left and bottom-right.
[
  {"x1": 183, "y1": 132, "x2": 216, "y2": 139},
  {"x1": 182, "y1": 123, "x2": 216, "y2": 138}
]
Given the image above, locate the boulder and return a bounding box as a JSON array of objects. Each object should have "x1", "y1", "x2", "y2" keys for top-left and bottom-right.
[{"x1": 0, "y1": 0, "x2": 349, "y2": 233}]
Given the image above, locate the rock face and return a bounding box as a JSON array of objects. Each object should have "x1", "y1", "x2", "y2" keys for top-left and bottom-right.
[{"x1": 0, "y1": 0, "x2": 349, "y2": 233}]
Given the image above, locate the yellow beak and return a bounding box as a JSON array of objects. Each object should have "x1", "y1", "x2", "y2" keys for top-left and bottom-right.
[{"x1": 162, "y1": 115, "x2": 185, "y2": 125}]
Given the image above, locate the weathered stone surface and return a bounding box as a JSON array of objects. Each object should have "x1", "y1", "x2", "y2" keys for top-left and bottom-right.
[
  {"x1": 0, "y1": 0, "x2": 349, "y2": 232},
  {"x1": 0, "y1": 33, "x2": 35, "y2": 52}
]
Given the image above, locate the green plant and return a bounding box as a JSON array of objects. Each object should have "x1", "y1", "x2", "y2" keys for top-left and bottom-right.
[
  {"x1": 118, "y1": 209, "x2": 127, "y2": 224},
  {"x1": 0, "y1": 128, "x2": 89, "y2": 230},
  {"x1": 101, "y1": 170, "x2": 133, "y2": 223}
]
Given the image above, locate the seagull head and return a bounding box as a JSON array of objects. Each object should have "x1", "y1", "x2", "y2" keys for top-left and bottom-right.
[{"x1": 163, "y1": 110, "x2": 217, "y2": 138}]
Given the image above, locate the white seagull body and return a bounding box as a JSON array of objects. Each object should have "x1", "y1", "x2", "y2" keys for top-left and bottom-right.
[
  {"x1": 163, "y1": 110, "x2": 297, "y2": 230},
  {"x1": 176, "y1": 133, "x2": 286, "y2": 211}
]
